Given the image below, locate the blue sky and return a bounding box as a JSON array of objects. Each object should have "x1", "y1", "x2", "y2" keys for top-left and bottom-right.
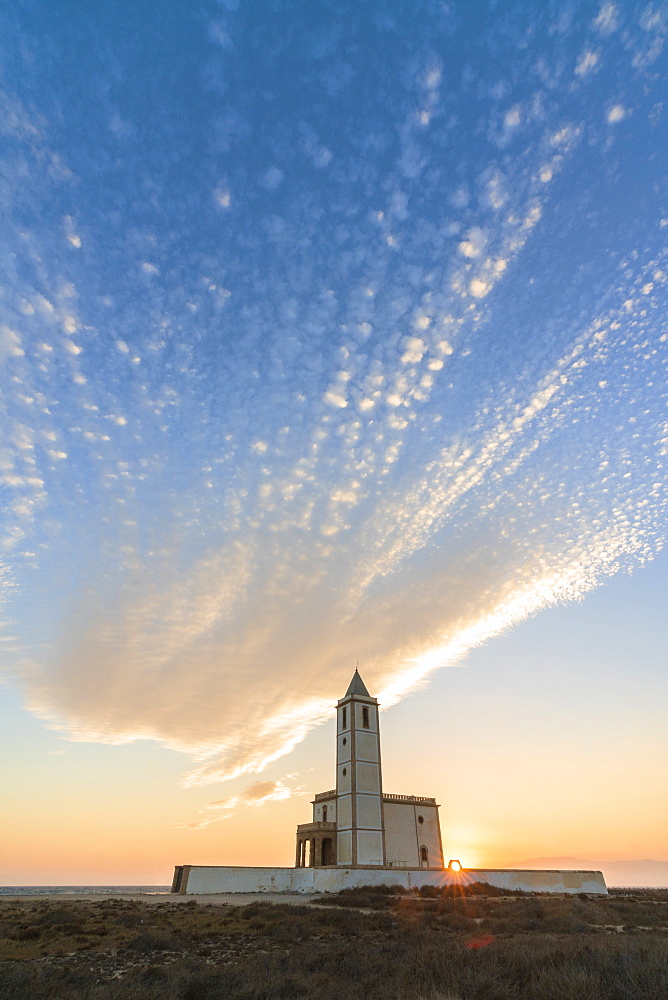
[{"x1": 0, "y1": 1, "x2": 666, "y2": 874}]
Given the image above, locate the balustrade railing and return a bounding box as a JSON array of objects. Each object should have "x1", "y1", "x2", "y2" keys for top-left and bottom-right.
[
  {"x1": 370, "y1": 860, "x2": 410, "y2": 868},
  {"x1": 382, "y1": 794, "x2": 436, "y2": 803},
  {"x1": 313, "y1": 791, "x2": 436, "y2": 803}
]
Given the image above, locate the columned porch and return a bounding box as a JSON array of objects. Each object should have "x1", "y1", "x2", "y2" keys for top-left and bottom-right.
[{"x1": 295, "y1": 822, "x2": 337, "y2": 867}]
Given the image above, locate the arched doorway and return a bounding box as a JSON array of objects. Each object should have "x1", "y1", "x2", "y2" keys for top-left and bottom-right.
[{"x1": 420, "y1": 846, "x2": 429, "y2": 868}]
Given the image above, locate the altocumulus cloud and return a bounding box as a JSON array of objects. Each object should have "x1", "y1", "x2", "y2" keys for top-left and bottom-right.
[{"x1": 0, "y1": 2, "x2": 666, "y2": 789}]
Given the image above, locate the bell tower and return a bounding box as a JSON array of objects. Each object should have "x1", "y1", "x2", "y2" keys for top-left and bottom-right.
[{"x1": 335, "y1": 669, "x2": 385, "y2": 866}]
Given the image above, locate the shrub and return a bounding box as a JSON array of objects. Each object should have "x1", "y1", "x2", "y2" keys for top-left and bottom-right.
[
  {"x1": 123, "y1": 930, "x2": 187, "y2": 953},
  {"x1": 1, "y1": 892, "x2": 667, "y2": 999}
]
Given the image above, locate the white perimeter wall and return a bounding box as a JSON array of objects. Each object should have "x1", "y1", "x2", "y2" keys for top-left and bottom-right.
[{"x1": 182, "y1": 866, "x2": 607, "y2": 895}]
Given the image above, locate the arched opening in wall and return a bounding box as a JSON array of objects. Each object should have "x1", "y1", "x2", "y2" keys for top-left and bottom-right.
[
  {"x1": 362, "y1": 706, "x2": 369, "y2": 729},
  {"x1": 321, "y1": 838, "x2": 333, "y2": 866},
  {"x1": 420, "y1": 846, "x2": 429, "y2": 868},
  {"x1": 322, "y1": 805, "x2": 328, "y2": 822},
  {"x1": 305, "y1": 840, "x2": 313, "y2": 867},
  {"x1": 342, "y1": 707, "x2": 347, "y2": 729}
]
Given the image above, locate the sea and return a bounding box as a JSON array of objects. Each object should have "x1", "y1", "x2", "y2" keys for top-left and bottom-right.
[{"x1": 0, "y1": 887, "x2": 171, "y2": 896}]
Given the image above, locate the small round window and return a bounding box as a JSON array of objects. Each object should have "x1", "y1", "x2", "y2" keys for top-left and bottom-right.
[
  {"x1": 342, "y1": 737, "x2": 347, "y2": 746},
  {"x1": 418, "y1": 815, "x2": 424, "y2": 824},
  {"x1": 342, "y1": 768, "x2": 347, "y2": 777}
]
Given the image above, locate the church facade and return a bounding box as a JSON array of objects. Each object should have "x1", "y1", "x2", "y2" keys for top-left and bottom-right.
[
  {"x1": 295, "y1": 670, "x2": 443, "y2": 870},
  {"x1": 172, "y1": 670, "x2": 608, "y2": 895}
]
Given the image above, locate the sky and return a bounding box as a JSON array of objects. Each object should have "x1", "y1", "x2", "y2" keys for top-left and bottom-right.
[{"x1": 0, "y1": 0, "x2": 667, "y2": 885}]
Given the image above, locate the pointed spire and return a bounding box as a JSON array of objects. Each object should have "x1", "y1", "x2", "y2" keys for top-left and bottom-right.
[{"x1": 345, "y1": 668, "x2": 370, "y2": 698}]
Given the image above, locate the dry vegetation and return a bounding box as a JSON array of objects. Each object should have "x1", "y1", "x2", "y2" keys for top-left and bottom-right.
[{"x1": 0, "y1": 887, "x2": 666, "y2": 999}]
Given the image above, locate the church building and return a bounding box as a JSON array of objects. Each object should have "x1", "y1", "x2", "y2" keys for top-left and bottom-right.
[
  {"x1": 171, "y1": 670, "x2": 608, "y2": 895},
  {"x1": 295, "y1": 670, "x2": 444, "y2": 870}
]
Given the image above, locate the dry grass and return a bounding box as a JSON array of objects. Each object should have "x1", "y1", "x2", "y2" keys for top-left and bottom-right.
[{"x1": 0, "y1": 889, "x2": 666, "y2": 999}]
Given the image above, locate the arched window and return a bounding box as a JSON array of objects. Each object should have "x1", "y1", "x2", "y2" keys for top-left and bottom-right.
[
  {"x1": 362, "y1": 706, "x2": 369, "y2": 729},
  {"x1": 342, "y1": 707, "x2": 347, "y2": 730},
  {"x1": 322, "y1": 805, "x2": 327, "y2": 822},
  {"x1": 420, "y1": 846, "x2": 429, "y2": 868}
]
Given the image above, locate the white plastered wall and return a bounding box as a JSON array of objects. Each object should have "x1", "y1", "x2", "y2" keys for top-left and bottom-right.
[
  {"x1": 383, "y1": 801, "x2": 442, "y2": 868},
  {"x1": 182, "y1": 866, "x2": 608, "y2": 895},
  {"x1": 357, "y1": 831, "x2": 384, "y2": 864},
  {"x1": 337, "y1": 831, "x2": 352, "y2": 865},
  {"x1": 313, "y1": 797, "x2": 336, "y2": 822},
  {"x1": 415, "y1": 804, "x2": 442, "y2": 867}
]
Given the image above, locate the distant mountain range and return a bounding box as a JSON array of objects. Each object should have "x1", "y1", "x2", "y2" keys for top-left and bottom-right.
[{"x1": 505, "y1": 857, "x2": 668, "y2": 888}]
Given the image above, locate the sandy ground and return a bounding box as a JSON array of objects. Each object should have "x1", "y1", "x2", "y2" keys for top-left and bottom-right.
[{"x1": 0, "y1": 892, "x2": 316, "y2": 907}]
